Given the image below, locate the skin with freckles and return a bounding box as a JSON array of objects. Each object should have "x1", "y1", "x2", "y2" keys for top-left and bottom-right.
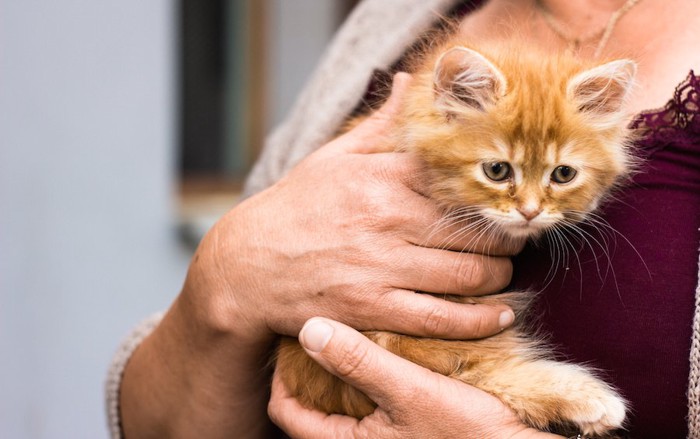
[{"x1": 276, "y1": 36, "x2": 637, "y2": 436}]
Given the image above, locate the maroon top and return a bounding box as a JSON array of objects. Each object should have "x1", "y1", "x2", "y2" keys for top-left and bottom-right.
[
  {"x1": 358, "y1": 2, "x2": 700, "y2": 435},
  {"x1": 512, "y1": 72, "x2": 700, "y2": 437}
]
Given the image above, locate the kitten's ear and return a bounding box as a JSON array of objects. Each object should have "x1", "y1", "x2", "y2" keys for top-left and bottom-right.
[
  {"x1": 433, "y1": 47, "x2": 507, "y2": 114},
  {"x1": 567, "y1": 59, "x2": 637, "y2": 122}
]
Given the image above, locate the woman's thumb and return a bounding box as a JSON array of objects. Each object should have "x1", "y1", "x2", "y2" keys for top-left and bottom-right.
[
  {"x1": 298, "y1": 316, "x2": 421, "y2": 409},
  {"x1": 331, "y1": 72, "x2": 413, "y2": 154}
]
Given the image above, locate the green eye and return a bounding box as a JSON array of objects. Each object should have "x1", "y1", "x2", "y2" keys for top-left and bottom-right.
[
  {"x1": 482, "y1": 162, "x2": 512, "y2": 182},
  {"x1": 551, "y1": 165, "x2": 577, "y2": 184}
]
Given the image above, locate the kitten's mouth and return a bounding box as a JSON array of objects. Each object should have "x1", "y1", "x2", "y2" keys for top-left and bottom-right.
[
  {"x1": 501, "y1": 222, "x2": 547, "y2": 239},
  {"x1": 491, "y1": 216, "x2": 557, "y2": 240},
  {"x1": 479, "y1": 209, "x2": 560, "y2": 239}
]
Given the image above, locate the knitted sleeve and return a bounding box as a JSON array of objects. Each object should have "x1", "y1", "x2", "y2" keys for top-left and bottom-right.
[
  {"x1": 688, "y1": 250, "x2": 700, "y2": 437},
  {"x1": 105, "y1": 312, "x2": 164, "y2": 439}
]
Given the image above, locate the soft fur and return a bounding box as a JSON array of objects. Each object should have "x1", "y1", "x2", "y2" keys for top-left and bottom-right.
[{"x1": 276, "y1": 35, "x2": 637, "y2": 436}]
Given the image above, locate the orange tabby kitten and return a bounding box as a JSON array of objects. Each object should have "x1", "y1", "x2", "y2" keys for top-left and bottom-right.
[{"x1": 276, "y1": 36, "x2": 637, "y2": 436}]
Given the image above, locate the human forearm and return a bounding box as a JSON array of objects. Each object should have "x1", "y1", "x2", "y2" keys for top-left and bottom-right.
[{"x1": 119, "y1": 294, "x2": 275, "y2": 439}]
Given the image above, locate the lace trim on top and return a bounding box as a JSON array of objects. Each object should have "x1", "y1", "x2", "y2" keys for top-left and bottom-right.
[{"x1": 630, "y1": 70, "x2": 700, "y2": 154}]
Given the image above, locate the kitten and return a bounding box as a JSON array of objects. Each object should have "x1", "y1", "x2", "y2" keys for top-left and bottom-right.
[{"x1": 276, "y1": 37, "x2": 637, "y2": 436}]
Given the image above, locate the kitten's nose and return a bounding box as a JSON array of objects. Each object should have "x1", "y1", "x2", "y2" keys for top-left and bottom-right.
[{"x1": 517, "y1": 207, "x2": 542, "y2": 221}]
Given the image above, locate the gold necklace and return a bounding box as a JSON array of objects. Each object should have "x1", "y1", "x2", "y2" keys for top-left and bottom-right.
[{"x1": 535, "y1": 0, "x2": 643, "y2": 58}]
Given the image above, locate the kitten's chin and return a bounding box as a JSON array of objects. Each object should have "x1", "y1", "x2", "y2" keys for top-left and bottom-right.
[
  {"x1": 480, "y1": 209, "x2": 558, "y2": 240},
  {"x1": 499, "y1": 223, "x2": 547, "y2": 240}
]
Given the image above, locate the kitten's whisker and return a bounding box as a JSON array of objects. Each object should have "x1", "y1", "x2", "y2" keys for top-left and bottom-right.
[
  {"x1": 465, "y1": 221, "x2": 496, "y2": 276},
  {"x1": 554, "y1": 226, "x2": 585, "y2": 297},
  {"x1": 480, "y1": 221, "x2": 510, "y2": 279},
  {"x1": 574, "y1": 211, "x2": 651, "y2": 280},
  {"x1": 578, "y1": 216, "x2": 616, "y2": 255},
  {"x1": 600, "y1": 192, "x2": 645, "y2": 217},
  {"x1": 422, "y1": 213, "x2": 481, "y2": 251},
  {"x1": 571, "y1": 219, "x2": 626, "y2": 304},
  {"x1": 480, "y1": 222, "x2": 505, "y2": 277},
  {"x1": 455, "y1": 220, "x2": 494, "y2": 256},
  {"x1": 541, "y1": 229, "x2": 560, "y2": 291},
  {"x1": 571, "y1": 212, "x2": 618, "y2": 252},
  {"x1": 554, "y1": 228, "x2": 569, "y2": 274},
  {"x1": 455, "y1": 217, "x2": 495, "y2": 255},
  {"x1": 541, "y1": 227, "x2": 575, "y2": 292},
  {"x1": 436, "y1": 217, "x2": 491, "y2": 253},
  {"x1": 557, "y1": 228, "x2": 572, "y2": 289},
  {"x1": 572, "y1": 218, "x2": 625, "y2": 304},
  {"x1": 562, "y1": 221, "x2": 608, "y2": 278},
  {"x1": 478, "y1": 221, "x2": 501, "y2": 254},
  {"x1": 422, "y1": 213, "x2": 465, "y2": 246},
  {"x1": 542, "y1": 230, "x2": 560, "y2": 291},
  {"x1": 561, "y1": 220, "x2": 621, "y2": 299},
  {"x1": 418, "y1": 213, "x2": 486, "y2": 295},
  {"x1": 430, "y1": 218, "x2": 499, "y2": 296},
  {"x1": 424, "y1": 208, "x2": 484, "y2": 249}
]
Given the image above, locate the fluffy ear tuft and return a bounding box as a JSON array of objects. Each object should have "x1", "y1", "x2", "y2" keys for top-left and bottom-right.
[
  {"x1": 567, "y1": 59, "x2": 637, "y2": 120},
  {"x1": 433, "y1": 47, "x2": 507, "y2": 115}
]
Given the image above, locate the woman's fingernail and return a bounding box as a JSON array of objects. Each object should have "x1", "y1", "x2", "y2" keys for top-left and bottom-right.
[
  {"x1": 499, "y1": 310, "x2": 515, "y2": 329},
  {"x1": 300, "y1": 318, "x2": 334, "y2": 353}
]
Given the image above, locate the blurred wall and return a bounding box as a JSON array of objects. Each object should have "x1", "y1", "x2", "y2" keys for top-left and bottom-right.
[
  {"x1": 0, "y1": 1, "x2": 190, "y2": 437},
  {"x1": 267, "y1": 0, "x2": 342, "y2": 129},
  {"x1": 0, "y1": 0, "x2": 342, "y2": 437}
]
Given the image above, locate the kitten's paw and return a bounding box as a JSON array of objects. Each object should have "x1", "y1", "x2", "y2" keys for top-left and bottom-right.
[{"x1": 562, "y1": 384, "x2": 626, "y2": 435}]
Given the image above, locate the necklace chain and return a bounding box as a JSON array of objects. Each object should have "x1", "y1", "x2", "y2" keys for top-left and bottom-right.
[{"x1": 535, "y1": 0, "x2": 643, "y2": 58}]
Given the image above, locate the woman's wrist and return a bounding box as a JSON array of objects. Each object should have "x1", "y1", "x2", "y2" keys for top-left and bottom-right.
[
  {"x1": 120, "y1": 215, "x2": 281, "y2": 438},
  {"x1": 176, "y1": 204, "x2": 277, "y2": 346},
  {"x1": 120, "y1": 204, "x2": 280, "y2": 438},
  {"x1": 120, "y1": 294, "x2": 277, "y2": 439}
]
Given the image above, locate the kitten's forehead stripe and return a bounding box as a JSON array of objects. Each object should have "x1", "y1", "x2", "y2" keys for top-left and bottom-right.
[
  {"x1": 513, "y1": 164, "x2": 524, "y2": 185},
  {"x1": 559, "y1": 141, "x2": 576, "y2": 159},
  {"x1": 546, "y1": 142, "x2": 557, "y2": 166},
  {"x1": 493, "y1": 138, "x2": 510, "y2": 157},
  {"x1": 513, "y1": 142, "x2": 525, "y2": 163}
]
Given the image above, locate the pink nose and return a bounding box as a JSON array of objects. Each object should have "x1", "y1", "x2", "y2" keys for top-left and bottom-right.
[{"x1": 517, "y1": 207, "x2": 542, "y2": 221}]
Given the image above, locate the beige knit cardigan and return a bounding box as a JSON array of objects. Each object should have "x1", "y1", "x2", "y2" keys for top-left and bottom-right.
[{"x1": 106, "y1": 0, "x2": 700, "y2": 437}]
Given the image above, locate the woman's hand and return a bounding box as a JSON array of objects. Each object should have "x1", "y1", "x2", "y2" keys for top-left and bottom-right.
[
  {"x1": 119, "y1": 73, "x2": 522, "y2": 439},
  {"x1": 269, "y1": 317, "x2": 562, "y2": 439},
  {"x1": 183, "y1": 73, "x2": 519, "y2": 346}
]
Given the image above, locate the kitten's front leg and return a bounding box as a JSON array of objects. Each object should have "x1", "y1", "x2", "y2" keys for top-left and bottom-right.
[
  {"x1": 276, "y1": 336, "x2": 377, "y2": 417},
  {"x1": 466, "y1": 357, "x2": 627, "y2": 436}
]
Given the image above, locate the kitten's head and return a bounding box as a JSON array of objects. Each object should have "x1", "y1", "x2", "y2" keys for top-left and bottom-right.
[{"x1": 398, "y1": 44, "x2": 637, "y2": 240}]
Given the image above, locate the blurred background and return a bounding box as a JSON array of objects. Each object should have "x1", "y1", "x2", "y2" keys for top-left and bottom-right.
[{"x1": 0, "y1": 0, "x2": 357, "y2": 437}]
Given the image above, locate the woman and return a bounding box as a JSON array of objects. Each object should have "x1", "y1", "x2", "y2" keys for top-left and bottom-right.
[{"x1": 109, "y1": 0, "x2": 700, "y2": 437}]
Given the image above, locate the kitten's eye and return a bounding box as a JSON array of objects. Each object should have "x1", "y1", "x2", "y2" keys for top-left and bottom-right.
[
  {"x1": 551, "y1": 165, "x2": 577, "y2": 184},
  {"x1": 482, "y1": 162, "x2": 512, "y2": 182}
]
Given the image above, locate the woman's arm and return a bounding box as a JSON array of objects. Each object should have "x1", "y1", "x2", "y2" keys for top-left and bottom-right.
[{"x1": 117, "y1": 75, "x2": 520, "y2": 438}]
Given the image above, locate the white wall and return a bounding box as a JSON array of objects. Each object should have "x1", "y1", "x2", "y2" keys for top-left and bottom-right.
[
  {"x1": 0, "y1": 1, "x2": 190, "y2": 437},
  {"x1": 0, "y1": 0, "x2": 345, "y2": 437},
  {"x1": 267, "y1": 0, "x2": 341, "y2": 129}
]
